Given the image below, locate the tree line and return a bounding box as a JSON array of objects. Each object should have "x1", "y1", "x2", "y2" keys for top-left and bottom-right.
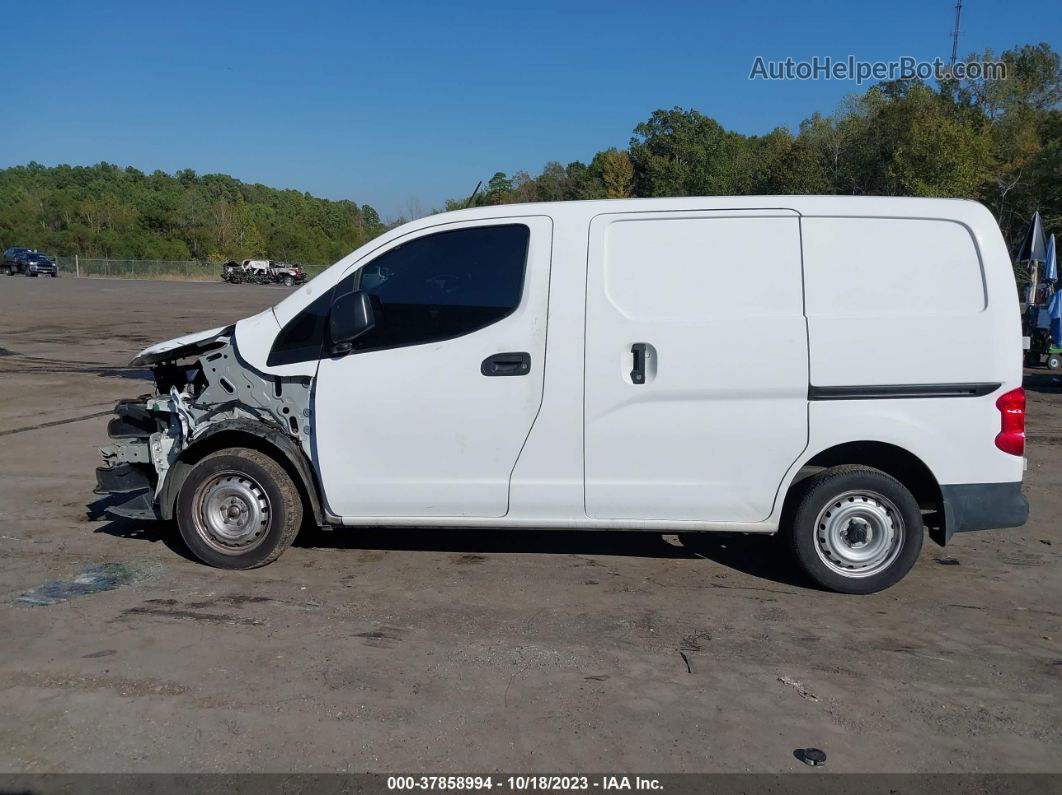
[
  {"x1": 0, "y1": 164, "x2": 388, "y2": 264},
  {"x1": 1, "y1": 42, "x2": 1058, "y2": 264},
  {"x1": 450, "y1": 42, "x2": 1061, "y2": 252}
]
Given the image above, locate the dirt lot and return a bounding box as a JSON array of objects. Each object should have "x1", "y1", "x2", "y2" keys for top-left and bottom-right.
[{"x1": 0, "y1": 276, "x2": 1060, "y2": 774}]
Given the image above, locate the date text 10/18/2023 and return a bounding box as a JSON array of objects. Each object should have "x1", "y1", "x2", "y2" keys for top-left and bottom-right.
[{"x1": 387, "y1": 776, "x2": 664, "y2": 791}]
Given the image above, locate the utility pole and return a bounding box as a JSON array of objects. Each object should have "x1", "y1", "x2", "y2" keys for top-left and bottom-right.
[{"x1": 949, "y1": 0, "x2": 963, "y2": 67}]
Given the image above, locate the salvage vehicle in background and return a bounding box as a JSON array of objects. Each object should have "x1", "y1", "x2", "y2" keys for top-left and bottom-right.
[
  {"x1": 221, "y1": 259, "x2": 306, "y2": 286},
  {"x1": 95, "y1": 196, "x2": 1028, "y2": 594},
  {"x1": 4, "y1": 248, "x2": 58, "y2": 276}
]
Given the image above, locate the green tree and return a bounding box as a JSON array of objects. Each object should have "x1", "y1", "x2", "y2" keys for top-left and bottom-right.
[
  {"x1": 629, "y1": 107, "x2": 746, "y2": 196},
  {"x1": 595, "y1": 149, "x2": 634, "y2": 198},
  {"x1": 485, "y1": 172, "x2": 513, "y2": 204}
]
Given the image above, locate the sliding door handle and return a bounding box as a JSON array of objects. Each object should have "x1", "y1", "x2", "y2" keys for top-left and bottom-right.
[
  {"x1": 481, "y1": 352, "x2": 531, "y2": 377},
  {"x1": 631, "y1": 343, "x2": 648, "y2": 384}
]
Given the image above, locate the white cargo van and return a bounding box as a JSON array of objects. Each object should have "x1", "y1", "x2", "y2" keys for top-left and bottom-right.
[{"x1": 96, "y1": 197, "x2": 1028, "y2": 593}]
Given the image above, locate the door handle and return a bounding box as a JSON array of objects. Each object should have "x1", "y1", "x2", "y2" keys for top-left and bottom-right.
[
  {"x1": 481, "y1": 352, "x2": 531, "y2": 377},
  {"x1": 631, "y1": 343, "x2": 648, "y2": 384}
]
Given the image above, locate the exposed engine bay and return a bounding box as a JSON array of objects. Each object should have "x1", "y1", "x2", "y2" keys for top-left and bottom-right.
[{"x1": 95, "y1": 327, "x2": 314, "y2": 521}]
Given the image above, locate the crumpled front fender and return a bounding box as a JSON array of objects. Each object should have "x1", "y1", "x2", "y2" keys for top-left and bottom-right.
[{"x1": 129, "y1": 325, "x2": 230, "y2": 367}]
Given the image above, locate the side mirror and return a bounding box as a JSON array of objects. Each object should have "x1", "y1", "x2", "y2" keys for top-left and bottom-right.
[{"x1": 328, "y1": 291, "x2": 376, "y2": 354}]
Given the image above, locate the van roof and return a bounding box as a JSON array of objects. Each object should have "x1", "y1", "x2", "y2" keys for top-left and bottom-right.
[{"x1": 432, "y1": 194, "x2": 986, "y2": 223}]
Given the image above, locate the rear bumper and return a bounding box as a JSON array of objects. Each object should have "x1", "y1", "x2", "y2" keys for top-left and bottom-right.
[{"x1": 936, "y1": 482, "x2": 1029, "y2": 544}]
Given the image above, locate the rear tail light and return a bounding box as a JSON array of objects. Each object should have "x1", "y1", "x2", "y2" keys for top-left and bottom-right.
[{"x1": 995, "y1": 387, "x2": 1026, "y2": 456}]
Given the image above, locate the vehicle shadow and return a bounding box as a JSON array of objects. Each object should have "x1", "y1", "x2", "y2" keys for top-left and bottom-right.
[
  {"x1": 298, "y1": 525, "x2": 807, "y2": 588},
  {"x1": 1023, "y1": 371, "x2": 1062, "y2": 394},
  {"x1": 87, "y1": 496, "x2": 807, "y2": 588},
  {"x1": 87, "y1": 497, "x2": 197, "y2": 563}
]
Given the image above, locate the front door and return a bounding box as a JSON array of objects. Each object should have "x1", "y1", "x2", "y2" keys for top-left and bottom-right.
[
  {"x1": 583, "y1": 210, "x2": 808, "y2": 522},
  {"x1": 314, "y1": 217, "x2": 552, "y2": 517}
]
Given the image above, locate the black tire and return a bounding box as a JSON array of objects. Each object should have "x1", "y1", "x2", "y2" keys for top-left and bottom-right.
[
  {"x1": 176, "y1": 447, "x2": 303, "y2": 569},
  {"x1": 784, "y1": 465, "x2": 923, "y2": 594},
  {"x1": 283, "y1": 275, "x2": 294, "y2": 287},
  {"x1": 1047, "y1": 354, "x2": 1061, "y2": 371}
]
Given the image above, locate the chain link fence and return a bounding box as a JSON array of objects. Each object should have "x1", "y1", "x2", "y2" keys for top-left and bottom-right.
[{"x1": 53, "y1": 257, "x2": 330, "y2": 282}]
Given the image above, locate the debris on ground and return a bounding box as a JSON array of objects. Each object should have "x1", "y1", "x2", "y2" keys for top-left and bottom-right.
[
  {"x1": 679, "y1": 631, "x2": 711, "y2": 651},
  {"x1": 935, "y1": 557, "x2": 961, "y2": 566},
  {"x1": 15, "y1": 562, "x2": 151, "y2": 606},
  {"x1": 778, "y1": 676, "x2": 819, "y2": 701},
  {"x1": 795, "y1": 747, "x2": 827, "y2": 767}
]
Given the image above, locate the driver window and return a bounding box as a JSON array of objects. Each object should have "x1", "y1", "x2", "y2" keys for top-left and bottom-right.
[
  {"x1": 348, "y1": 223, "x2": 530, "y2": 351},
  {"x1": 266, "y1": 223, "x2": 530, "y2": 367}
]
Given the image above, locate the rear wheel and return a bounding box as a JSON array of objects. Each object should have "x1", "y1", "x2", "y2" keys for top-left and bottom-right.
[
  {"x1": 1047, "y1": 354, "x2": 1061, "y2": 371},
  {"x1": 176, "y1": 447, "x2": 303, "y2": 569},
  {"x1": 785, "y1": 465, "x2": 923, "y2": 594}
]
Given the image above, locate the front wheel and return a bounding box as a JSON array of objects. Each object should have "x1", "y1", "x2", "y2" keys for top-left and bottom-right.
[
  {"x1": 785, "y1": 465, "x2": 923, "y2": 594},
  {"x1": 176, "y1": 448, "x2": 303, "y2": 569},
  {"x1": 1047, "y1": 354, "x2": 1061, "y2": 371}
]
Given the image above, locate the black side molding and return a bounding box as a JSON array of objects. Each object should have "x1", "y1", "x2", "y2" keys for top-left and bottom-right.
[{"x1": 808, "y1": 383, "x2": 1001, "y2": 401}]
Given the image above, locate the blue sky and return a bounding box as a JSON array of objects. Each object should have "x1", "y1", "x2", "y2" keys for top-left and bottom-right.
[{"x1": 4, "y1": 0, "x2": 1059, "y2": 218}]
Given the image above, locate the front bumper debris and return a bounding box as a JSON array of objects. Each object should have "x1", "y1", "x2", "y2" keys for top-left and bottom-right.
[
  {"x1": 95, "y1": 335, "x2": 312, "y2": 522},
  {"x1": 95, "y1": 400, "x2": 167, "y2": 519}
]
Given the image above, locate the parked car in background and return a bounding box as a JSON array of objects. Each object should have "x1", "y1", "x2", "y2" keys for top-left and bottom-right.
[
  {"x1": 19, "y1": 251, "x2": 58, "y2": 277},
  {"x1": 4, "y1": 248, "x2": 58, "y2": 277},
  {"x1": 221, "y1": 259, "x2": 306, "y2": 286},
  {"x1": 273, "y1": 262, "x2": 307, "y2": 286}
]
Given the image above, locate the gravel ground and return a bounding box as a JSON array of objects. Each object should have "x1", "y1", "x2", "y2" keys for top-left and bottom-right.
[{"x1": 0, "y1": 276, "x2": 1060, "y2": 774}]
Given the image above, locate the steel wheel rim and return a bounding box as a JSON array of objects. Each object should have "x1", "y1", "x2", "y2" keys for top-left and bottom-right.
[
  {"x1": 813, "y1": 490, "x2": 904, "y2": 578},
  {"x1": 191, "y1": 470, "x2": 271, "y2": 555}
]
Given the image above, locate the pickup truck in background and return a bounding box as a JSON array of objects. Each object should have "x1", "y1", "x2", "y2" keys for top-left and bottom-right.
[{"x1": 3, "y1": 247, "x2": 58, "y2": 277}]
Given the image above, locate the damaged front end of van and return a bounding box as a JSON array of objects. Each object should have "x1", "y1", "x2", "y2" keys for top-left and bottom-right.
[{"x1": 94, "y1": 326, "x2": 319, "y2": 524}]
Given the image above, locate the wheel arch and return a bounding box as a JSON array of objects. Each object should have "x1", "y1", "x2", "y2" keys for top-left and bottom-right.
[
  {"x1": 159, "y1": 420, "x2": 326, "y2": 528},
  {"x1": 782, "y1": 440, "x2": 947, "y2": 546}
]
